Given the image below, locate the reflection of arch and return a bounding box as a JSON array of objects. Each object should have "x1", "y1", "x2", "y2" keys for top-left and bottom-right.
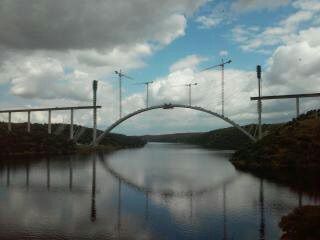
[
  {"x1": 94, "y1": 104, "x2": 256, "y2": 145},
  {"x1": 99, "y1": 154, "x2": 242, "y2": 198}
]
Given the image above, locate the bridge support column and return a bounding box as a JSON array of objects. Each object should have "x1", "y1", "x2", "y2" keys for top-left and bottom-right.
[
  {"x1": 257, "y1": 65, "x2": 262, "y2": 140},
  {"x1": 8, "y1": 112, "x2": 12, "y2": 132},
  {"x1": 70, "y1": 109, "x2": 74, "y2": 140},
  {"x1": 296, "y1": 97, "x2": 300, "y2": 118},
  {"x1": 258, "y1": 101, "x2": 262, "y2": 140},
  {"x1": 27, "y1": 111, "x2": 31, "y2": 133},
  {"x1": 48, "y1": 110, "x2": 52, "y2": 134}
]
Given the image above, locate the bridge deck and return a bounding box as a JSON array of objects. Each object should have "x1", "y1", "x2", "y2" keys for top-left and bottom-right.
[
  {"x1": 0, "y1": 105, "x2": 101, "y2": 113},
  {"x1": 251, "y1": 92, "x2": 320, "y2": 100}
]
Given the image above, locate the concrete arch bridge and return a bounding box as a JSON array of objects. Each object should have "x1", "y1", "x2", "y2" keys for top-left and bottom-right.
[{"x1": 94, "y1": 103, "x2": 256, "y2": 145}]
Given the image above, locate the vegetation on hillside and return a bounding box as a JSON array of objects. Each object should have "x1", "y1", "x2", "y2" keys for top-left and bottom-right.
[
  {"x1": 279, "y1": 206, "x2": 320, "y2": 240},
  {"x1": 0, "y1": 122, "x2": 146, "y2": 158},
  {"x1": 231, "y1": 110, "x2": 320, "y2": 169},
  {"x1": 0, "y1": 131, "x2": 75, "y2": 157},
  {"x1": 143, "y1": 123, "x2": 281, "y2": 150}
]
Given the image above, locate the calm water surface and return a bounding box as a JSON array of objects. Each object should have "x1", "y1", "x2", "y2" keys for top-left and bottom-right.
[{"x1": 0, "y1": 143, "x2": 319, "y2": 239}]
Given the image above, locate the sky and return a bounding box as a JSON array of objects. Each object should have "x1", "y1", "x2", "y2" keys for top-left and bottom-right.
[{"x1": 0, "y1": 0, "x2": 320, "y2": 135}]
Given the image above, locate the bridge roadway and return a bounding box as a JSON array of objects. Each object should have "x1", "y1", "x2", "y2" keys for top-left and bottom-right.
[{"x1": 94, "y1": 103, "x2": 256, "y2": 145}]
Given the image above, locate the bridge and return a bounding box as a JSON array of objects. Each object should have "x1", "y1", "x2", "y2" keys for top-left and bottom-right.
[
  {"x1": 0, "y1": 105, "x2": 101, "y2": 140},
  {"x1": 1, "y1": 70, "x2": 319, "y2": 146},
  {"x1": 94, "y1": 103, "x2": 257, "y2": 146}
]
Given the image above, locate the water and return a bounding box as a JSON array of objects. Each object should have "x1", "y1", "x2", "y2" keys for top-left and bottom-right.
[{"x1": 0, "y1": 143, "x2": 319, "y2": 239}]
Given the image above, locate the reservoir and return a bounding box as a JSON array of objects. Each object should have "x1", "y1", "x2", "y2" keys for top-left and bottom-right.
[{"x1": 0, "y1": 143, "x2": 318, "y2": 239}]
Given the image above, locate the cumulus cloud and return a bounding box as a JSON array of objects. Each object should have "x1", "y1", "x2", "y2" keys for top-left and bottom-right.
[
  {"x1": 169, "y1": 55, "x2": 206, "y2": 72},
  {"x1": 195, "y1": 2, "x2": 232, "y2": 29},
  {"x1": 231, "y1": 0, "x2": 291, "y2": 12},
  {"x1": 0, "y1": 0, "x2": 207, "y2": 96},
  {"x1": 0, "y1": 0, "x2": 205, "y2": 50},
  {"x1": 265, "y1": 39, "x2": 320, "y2": 93},
  {"x1": 219, "y1": 50, "x2": 229, "y2": 57},
  {"x1": 231, "y1": 0, "x2": 320, "y2": 53},
  {"x1": 196, "y1": 0, "x2": 290, "y2": 29},
  {"x1": 9, "y1": 57, "x2": 91, "y2": 101},
  {"x1": 196, "y1": 15, "x2": 224, "y2": 29}
]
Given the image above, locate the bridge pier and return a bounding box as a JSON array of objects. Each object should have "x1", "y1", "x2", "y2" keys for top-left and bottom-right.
[
  {"x1": 257, "y1": 65, "x2": 262, "y2": 140},
  {"x1": 8, "y1": 112, "x2": 11, "y2": 132},
  {"x1": 48, "y1": 110, "x2": 52, "y2": 134},
  {"x1": 27, "y1": 111, "x2": 31, "y2": 133},
  {"x1": 70, "y1": 109, "x2": 74, "y2": 140}
]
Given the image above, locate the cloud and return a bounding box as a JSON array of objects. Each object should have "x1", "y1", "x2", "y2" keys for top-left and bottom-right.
[
  {"x1": 292, "y1": 0, "x2": 320, "y2": 11},
  {"x1": 219, "y1": 50, "x2": 229, "y2": 57},
  {"x1": 169, "y1": 55, "x2": 206, "y2": 72},
  {"x1": 265, "y1": 38, "x2": 320, "y2": 93},
  {"x1": 196, "y1": 15, "x2": 223, "y2": 29},
  {"x1": 195, "y1": 2, "x2": 232, "y2": 29},
  {"x1": 5, "y1": 56, "x2": 90, "y2": 101},
  {"x1": 231, "y1": 1, "x2": 320, "y2": 53},
  {"x1": 196, "y1": 0, "x2": 290, "y2": 29},
  {"x1": 75, "y1": 44, "x2": 152, "y2": 68},
  {"x1": 231, "y1": 0, "x2": 291, "y2": 12},
  {"x1": 0, "y1": 0, "x2": 205, "y2": 50}
]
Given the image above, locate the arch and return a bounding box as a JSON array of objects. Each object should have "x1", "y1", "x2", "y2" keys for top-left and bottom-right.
[{"x1": 94, "y1": 104, "x2": 256, "y2": 145}]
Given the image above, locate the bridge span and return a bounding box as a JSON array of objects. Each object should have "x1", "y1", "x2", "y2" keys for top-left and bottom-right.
[{"x1": 94, "y1": 103, "x2": 256, "y2": 145}]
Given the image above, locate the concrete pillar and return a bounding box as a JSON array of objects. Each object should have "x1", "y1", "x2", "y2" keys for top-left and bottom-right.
[
  {"x1": 70, "y1": 108, "x2": 74, "y2": 140},
  {"x1": 257, "y1": 65, "x2": 262, "y2": 140},
  {"x1": 8, "y1": 112, "x2": 12, "y2": 132},
  {"x1": 48, "y1": 110, "x2": 52, "y2": 134},
  {"x1": 258, "y1": 100, "x2": 262, "y2": 139},
  {"x1": 27, "y1": 111, "x2": 31, "y2": 133},
  {"x1": 296, "y1": 97, "x2": 300, "y2": 118}
]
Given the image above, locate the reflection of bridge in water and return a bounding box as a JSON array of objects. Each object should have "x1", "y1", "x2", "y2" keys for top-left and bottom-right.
[
  {"x1": 99, "y1": 153, "x2": 243, "y2": 198},
  {"x1": 0, "y1": 154, "x2": 307, "y2": 239}
]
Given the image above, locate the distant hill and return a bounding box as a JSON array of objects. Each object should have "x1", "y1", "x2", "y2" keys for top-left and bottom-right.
[
  {"x1": 143, "y1": 123, "x2": 282, "y2": 150},
  {"x1": 0, "y1": 122, "x2": 146, "y2": 158},
  {"x1": 231, "y1": 109, "x2": 320, "y2": 169}
]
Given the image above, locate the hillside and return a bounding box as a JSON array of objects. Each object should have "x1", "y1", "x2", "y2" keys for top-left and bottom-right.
[
  {"x1": 0, "y1": 122, "x2": 146, "y2": 158},
  {"x1": 279, "y1": 206, "x2": 320, "y2": 240},
  {"x1": 143, "y1": 123, "x2": 282, "y2": 150},
  {"x1": 231, "y1": 109, "x2": 320, "y2": 169}
]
